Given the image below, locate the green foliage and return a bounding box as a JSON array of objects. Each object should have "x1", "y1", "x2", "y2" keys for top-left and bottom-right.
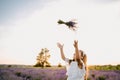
[
  {"x1": 34, "y1": 48, "x2": 51, "y2": 67},
  {"x1": 87, "y1": 78, "x2": 91, "y2": 80},
  {"x1": 8, "y1": 65, "x2": 12, "y2": 67},
  {"x1": 34, "y1": 62, "x2": 44, "y2": 67},
  {"x1": 97, "y1": 76, "x2": 106, "y2": 80},
  {"x1": 116, "y1": 64, "x2": 120, "y2": 70},
  {"x1": 35, "y1": 79, "x2": 41, "y2": 80},
  {"x1": 45, "y1": 64, "x2": 51, "y2": 67},
  {"x1": 91, "y1": 74, "x2": 95, "y2": 78},
  {"x1": 88, "y1": 64, "x2": 120, "y2": 70},
  {"x1": 57, "y1": 20, "x2": 65, "y2": 24},
  {"x1": 26, "y1": 75, "x2": 32, "y2": 79},
  {"x1": 15, "y1": 72, "x2": 21, "y2": 77},
  {"x1": 58, "y1": 63, "x2": 62, "y2": 67},
  {"x1": 15, "y1": 71, "x2": 32, "y2": 79}
]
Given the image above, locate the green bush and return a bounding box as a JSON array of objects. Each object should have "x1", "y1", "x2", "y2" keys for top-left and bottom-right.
[
  {"x1": 58, "y1": 63, "x2": 62, "y2": 67},
  {"x1": 8, "y1": 65, "x2": 12, "y2": 67},
  {"x1": 45, "y1": 64, "x2": 51, "y2": 67},
  {"x1": 15, "y1": 72, "x2": 21, "y2": 77},
  {"x1": 87, "y1": 78, "x2": 91, "y2": 80},
  {"x1": 26, "y1": 75, "x2": 32, "y2": 79},
  {"x1": 116, "y1": 64, "x2": 120, "y2": 70},
  {"x1": 91, "y1": 74, "x2": 95, "y2": 78},
  {"x1": 33, "y1": 62, "x2": 43, "y2": 67},
  {"x1": 97, "y1": 76, "x2": 106, "y2": 80}
]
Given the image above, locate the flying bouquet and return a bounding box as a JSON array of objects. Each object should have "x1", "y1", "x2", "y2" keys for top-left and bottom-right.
[{"x1": 57, "y1": 19, "x2": 78, "y2": 31}]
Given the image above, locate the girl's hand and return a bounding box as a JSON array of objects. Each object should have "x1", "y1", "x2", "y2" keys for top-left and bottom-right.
[
  {"x1": 73, "y1": 40, "x2": 78, "y2": 48},
  {"x1": 57, "y1": 43, "x2": 64, "y2": 49}
]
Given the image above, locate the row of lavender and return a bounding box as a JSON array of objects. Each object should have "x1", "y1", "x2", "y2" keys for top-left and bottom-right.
[{"x1": 0, "y1": 67, "x2": 120, "y2": 80}]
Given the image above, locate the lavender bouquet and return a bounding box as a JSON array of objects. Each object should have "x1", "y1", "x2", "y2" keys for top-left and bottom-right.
[{"x1": 57, "y1": 19, "x2": 78, "y2": 31}]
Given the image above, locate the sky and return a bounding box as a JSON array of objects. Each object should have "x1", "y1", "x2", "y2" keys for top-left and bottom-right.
[{"x1": 0, "y1": 0, "x2": 120, "y2": 65}]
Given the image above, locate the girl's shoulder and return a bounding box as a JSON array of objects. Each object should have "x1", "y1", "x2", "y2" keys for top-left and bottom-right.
[{"x1": 65, "y1": 58, "x2": 75, "y2": 64}]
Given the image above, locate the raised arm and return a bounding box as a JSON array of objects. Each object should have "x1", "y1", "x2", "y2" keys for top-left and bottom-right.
[
  {"x1": 57, "y1": 43, "x2": 66, "y2": 61},
  {"x1": 73, "y1": 40, "x2": 81, "y2": 60}
]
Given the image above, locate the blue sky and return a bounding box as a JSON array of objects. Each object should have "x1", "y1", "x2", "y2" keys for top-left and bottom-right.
[
  {"x1": 0, "y1": 0, "x2": 56, "y2": 25},
  {"x1": 0, "y1": 0, "x2": 120, "y2": 65}
]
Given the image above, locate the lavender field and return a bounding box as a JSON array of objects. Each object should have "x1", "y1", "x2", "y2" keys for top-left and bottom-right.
[{"x1": 0, "y1": 65, "x2": 120, "y2": 80}]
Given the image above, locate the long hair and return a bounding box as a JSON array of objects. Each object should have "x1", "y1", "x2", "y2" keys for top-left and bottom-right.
[
  {"x1": 81, "y1": 50, "x2": 88, "y2": 80},
  {"x1": 68, "y1": 59, "x2": 83, "y2": 69},
  {"x1": 69, "y1": 50, "x2": 84, "y2": 69}
]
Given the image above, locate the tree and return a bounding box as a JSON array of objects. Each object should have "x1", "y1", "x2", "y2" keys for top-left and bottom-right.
[{"x1": 34, "y1": 48, "x2": 51, "y2": 67}]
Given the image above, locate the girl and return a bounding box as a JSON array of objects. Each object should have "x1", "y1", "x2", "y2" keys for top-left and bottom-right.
[{"x1": 57, "y1": 40, "x2": 86, "y2": 80}]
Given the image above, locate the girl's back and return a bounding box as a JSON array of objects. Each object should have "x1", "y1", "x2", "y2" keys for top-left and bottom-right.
[{"x1": 65, "y1": 59, "x2": 86, "y2": 80}]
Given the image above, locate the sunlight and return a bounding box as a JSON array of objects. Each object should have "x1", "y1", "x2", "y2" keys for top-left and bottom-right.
[{"x1": 0, "y1": 0, "x2": 120, "y2": 65}]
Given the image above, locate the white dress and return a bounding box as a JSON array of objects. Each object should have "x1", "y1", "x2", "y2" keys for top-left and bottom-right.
[{"x1": 65, "y1": 58, "x2": 86, "y2": 80}]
